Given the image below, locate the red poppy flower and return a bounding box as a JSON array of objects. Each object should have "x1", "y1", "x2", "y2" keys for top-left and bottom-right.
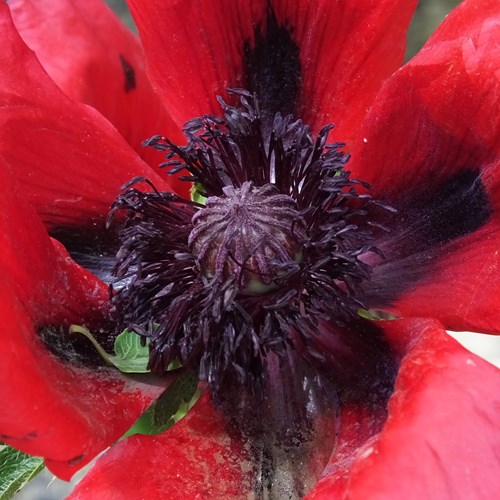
[{"x1": 1, "y1": 0, "x2": 499, "y2": 498}]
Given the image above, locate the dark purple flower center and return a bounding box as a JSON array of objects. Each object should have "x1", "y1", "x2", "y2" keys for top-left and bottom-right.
[
  {"x1": 109, "y1": 90, "x2": 392, "y2": 397},
  {"x1": 189, "y1": 181, "x2": 306, "y2": 293}
]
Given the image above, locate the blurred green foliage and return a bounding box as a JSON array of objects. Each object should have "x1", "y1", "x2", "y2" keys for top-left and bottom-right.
[{"x1": 406, "y1": 0, "x2": 461, "y2": 59}]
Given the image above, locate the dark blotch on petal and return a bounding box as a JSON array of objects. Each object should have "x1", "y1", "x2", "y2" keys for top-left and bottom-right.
[
  {"x1": 366, "y1": 168, "x2": 491, "y2": 306},
  {"x1": 51, "y1": 225, "x2": 119, "y2": 285},
  {"x1": 402, "y1": 168, "x2": 490, "y2": 247},
  {"x1": 0, "y1": 431, "x2": 38, "y2": 441},
  {"x1": 67, "y1": 454, "x2": 85, "y2": 466},
  {"x1": 221, "y1": 351, "x2": 339, "y2": 498},
  {"x1": 119, "y1": 54, "x2": 136, "y2": 93},
  {"x1": 39, "y1": 325, "x2": 112, "y2": 368},
  {"x1": 244, "y1": 4, "x2": 301, "y2": 123}
]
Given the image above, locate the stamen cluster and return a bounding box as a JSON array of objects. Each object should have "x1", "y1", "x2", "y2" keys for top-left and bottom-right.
[{"x1": 110, "y1": 89, "x2": 386, "y2": 396}]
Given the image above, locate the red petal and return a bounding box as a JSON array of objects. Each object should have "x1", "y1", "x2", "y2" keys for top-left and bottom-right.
[
  {"x1": 348, "y1": 0, "x2": 500, "y2": 332},
  {"x1": 0, "y1": 287, "x2": 165, "y2": 481},
  {"x1": 127, "y1": 0, "x2": 417, "y2": 137},
  {"x1": 70, "y1": 319, "x2": 499, "y2": 498},
  {"x1": 69, "y1": 393, "x2": 254, "y2": 498},
  {"x1": 424, "y1": 0, "x2": 500, "y2": 53},
  {"x1": 68, "y1": 320, "x2": 388, "y2": 498},
  {"x1": 8, "y1": 0, "x2": 183, "y2": 169},
  {"x1": 308, "y1": 318, "x2": 500, "y2": 499},
  {"x1": 0, "y1": 3, "x2": 182, "y2": 230},
  {"x1": 0, "y1": 165, "x2": 166, "y2": 480},
  {"x1": 376, "y1": 218, "x2": 500, "y2": 334},
  {"x1": 350, "y1": 0, "x2": 500, "y2": 190},
  {"x1": 70, "y1": 353, "x2": 340, "y2": 497}
]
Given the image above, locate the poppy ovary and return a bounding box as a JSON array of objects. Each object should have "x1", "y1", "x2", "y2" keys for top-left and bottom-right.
[{"x1": 189, "y1": 181, "x2": 306, "y2": 295}]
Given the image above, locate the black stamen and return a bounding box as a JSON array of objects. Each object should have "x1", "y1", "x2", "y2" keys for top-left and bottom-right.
[{"x1": 111, "y1": 91, "x2": 389, "y2": 397}]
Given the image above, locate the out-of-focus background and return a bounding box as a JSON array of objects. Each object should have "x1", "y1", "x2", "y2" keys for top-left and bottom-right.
[{"x1": 14, "y1": 0, "x2": 500, "y2": 498}]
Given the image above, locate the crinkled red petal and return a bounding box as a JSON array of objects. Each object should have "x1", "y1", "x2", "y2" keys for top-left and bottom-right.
[
  {"x1": 69, "y1": 319, "x2": 499, "y2": 498},
  {"x1": 69, "y1": 393, "x2": 254, "y2": 499},
  {"x1": 424, "y1": 0, "x2": 500, "y2": 52},
  {"x1": 0, "y1": 165, "x2": 167, "y2": 480},
  {"x1": 308, "y1": 318, "x2": 500, "y2": 499},
  {"x1": 0, "y1": 286, "x2": 166, "y2": 481},
  {"x1": 127, "y1": 0, "x2": 417, "y2": 137},
  {"x1": 0, "y1": 3, "x2": 183, "y2": 230},
  {"x1": 7, "y1": 0, "x2": 183, "y2": 171},
  {"x1": 70, "y1": 357, "x2": 340, "y2": 498},
  {"x1": 350, "y1": 0, "x2": 500, "y2": 190},
  {"x1": 348, "y1": 0, "x2": 500, "y2": 332}
]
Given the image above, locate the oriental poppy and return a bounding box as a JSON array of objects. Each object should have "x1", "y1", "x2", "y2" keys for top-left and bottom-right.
[{"x1": 1, "y1": 0, "x2": 499, "y2": 498}]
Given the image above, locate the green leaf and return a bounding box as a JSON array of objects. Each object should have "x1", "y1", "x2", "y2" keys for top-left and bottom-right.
[
  {"x1": 70, "y1": 325, "x2": 182, "y2": 374},
  {"x1": 358, "y1": 308, "x2": 399, "y2": 321},
  {"x1": 124, "y1": 371, "x2": 200, "y2": 437},
  {"x1": 190, "y1": 182, "x2": 207, "y2": 205},
  {"x1": 111, "y1": 329, "x2": 151, "y2": 373},
  {"x1": 70, "y1": 326, "x2": 151, "y2": 373},
  {"x1": 0, "y1": 444, "x2": 44, "y2": 499}
]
